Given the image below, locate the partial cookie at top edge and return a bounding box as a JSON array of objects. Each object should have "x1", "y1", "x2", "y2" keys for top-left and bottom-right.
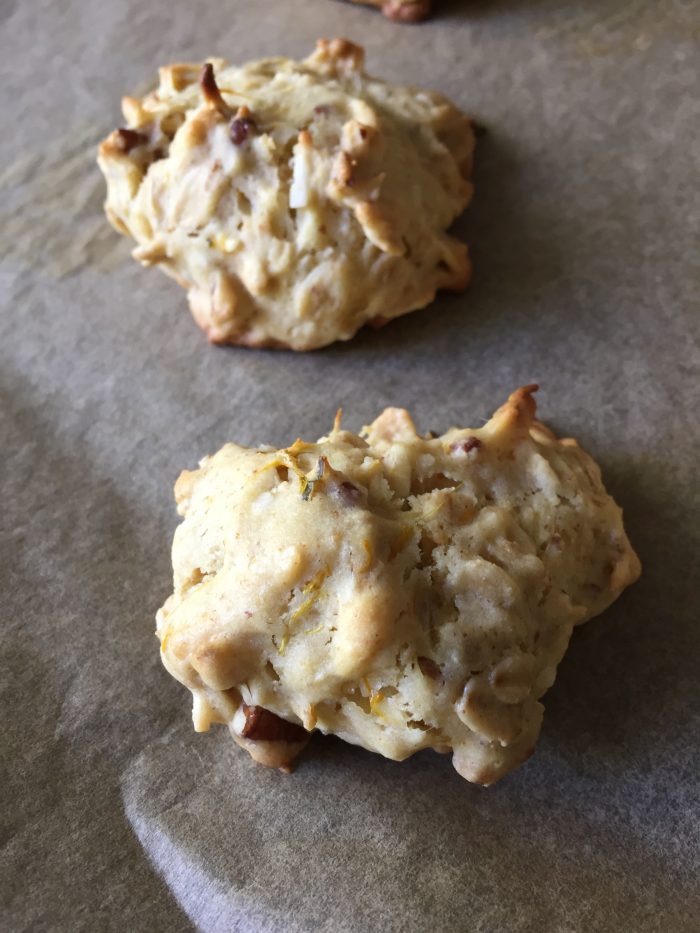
[{"x1": 344, "y1": 0, "x2": 433, "y2": 22}]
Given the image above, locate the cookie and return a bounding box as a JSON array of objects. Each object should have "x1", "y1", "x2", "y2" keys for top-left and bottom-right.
[
  {"x1": 345, "y1": 0, "x2": 432, "y2": 22},
  {"x1": 98, "y1": 39, "x2": 474, "y2": 350},
  {"x1": 156, "y1": 387, "x2": 640, "y2": 783}
]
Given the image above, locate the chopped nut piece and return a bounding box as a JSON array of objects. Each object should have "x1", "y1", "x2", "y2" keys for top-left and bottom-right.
[
  {"x1": 450, "y1": 436, "x2": 482, "y2": 455},
  {"x1": 114, "y1": 128, "x2": 148, "y2": 153},
  {"x1": 240, "y1": 704, "x2": 309, "y2": 742},
  {"x1": 230, "y1": 116, "x2": 257, "y2": 145},
  {"x1": 418, "y1": 656, "x2": 442, "y2": 680},
  {"x1": 333, "y1": 481, "x2": 363, "y2": 506}
]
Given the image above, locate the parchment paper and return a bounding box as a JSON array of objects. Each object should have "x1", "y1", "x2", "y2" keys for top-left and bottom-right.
[{"x1": 2, "y1": 1, "x2": 699, "y2": 930}]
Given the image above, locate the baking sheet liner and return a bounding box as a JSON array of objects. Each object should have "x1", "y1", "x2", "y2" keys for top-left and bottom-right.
[{"x1": 2, "y1": 1, "x2": 699, "y2": 929}]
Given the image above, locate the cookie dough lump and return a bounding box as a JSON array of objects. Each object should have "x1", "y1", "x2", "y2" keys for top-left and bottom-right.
[
  {"x1": 157, "y1": 387, "x2": 641, "y2": 783},
  {"x1": 98, "y1": 39, "x2": 474, "y2": 349}
]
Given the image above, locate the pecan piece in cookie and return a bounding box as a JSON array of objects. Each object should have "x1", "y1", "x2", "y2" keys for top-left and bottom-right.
[
  {"x1": 113, "y1": 128, "x2": 148, "y2": 152},
  {"x1": 240, "y1": 704, "x2": 309, "y2": 743}
]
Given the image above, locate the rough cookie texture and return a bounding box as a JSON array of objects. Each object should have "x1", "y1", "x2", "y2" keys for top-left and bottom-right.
[
  {"x1": 345, "y1": 0, "x2": 433, "y2": 22},
  {"x1": 156, "y1": 387, "x2": 640, "y2": 784},
  {"x1": 98, "y1": 39, "x2": 474, "y2": 349}
]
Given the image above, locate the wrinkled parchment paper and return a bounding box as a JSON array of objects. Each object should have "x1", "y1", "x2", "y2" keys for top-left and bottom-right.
[{"x1": 2, "y1": 1, "x2": 699, "y2": 929}]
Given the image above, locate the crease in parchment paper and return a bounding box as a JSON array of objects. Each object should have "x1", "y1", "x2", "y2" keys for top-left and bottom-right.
[
  {"x1": 120, "y1": 716, "x2": 700, "y2": 933},
  {"x1": 125, "y1": 813, "x2": 287, "y2": 933},
  {"x1": 122, "y1": 728, "x2": 291, "y2": 933}
]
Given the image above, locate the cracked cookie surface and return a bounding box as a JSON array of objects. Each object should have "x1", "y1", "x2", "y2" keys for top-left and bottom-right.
[
  {"x1": 98, "y1": 39, "x2": 474, "y2": 350},
  {"x1": 156, "y1": 387, "x2": 640, "y2": 783}
]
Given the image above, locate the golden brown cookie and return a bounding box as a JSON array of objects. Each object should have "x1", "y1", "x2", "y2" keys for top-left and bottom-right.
[
  {"x1": 157, "y1": 387, "x2": 641, "y2": 783},
  {"x1": 98, "y1": 40, "x2": 474, "y2": 350}
]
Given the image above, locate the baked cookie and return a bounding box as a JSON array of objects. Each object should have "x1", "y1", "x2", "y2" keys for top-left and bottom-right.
[
  {"x1": 98, "y1": 39, "x2": 474, "y2": 350},
  {"x1": 345, "y1": 0, "x2": 432, "y2": 22},
  {"x1": 157, "y1": 387, "x2": 640, "y2": 784}
]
